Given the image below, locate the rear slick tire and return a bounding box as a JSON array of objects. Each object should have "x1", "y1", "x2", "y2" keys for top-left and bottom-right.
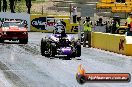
[{"x1": 41, "y1": 38, "x2": 47, "y2": 56}]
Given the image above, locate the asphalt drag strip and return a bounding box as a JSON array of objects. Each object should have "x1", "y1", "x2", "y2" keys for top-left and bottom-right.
[{"x1": 0, "y1": 32, "x2": 131, "y2": 87}]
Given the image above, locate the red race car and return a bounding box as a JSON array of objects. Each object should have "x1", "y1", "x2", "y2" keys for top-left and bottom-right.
[{"x1": 0, "y1": 21, "x2": 28, "y2": 44}]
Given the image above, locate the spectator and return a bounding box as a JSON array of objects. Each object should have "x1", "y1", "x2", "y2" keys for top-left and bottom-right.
[
  {"x1": 3, "y1": 0, "x2": 7, "y2": 12},
  {"x1": 77, "y1": 17, "x2": 82, "y2": 43},
  {"x1": 111, "y1": 20, "x2": 119, "y2": 34},
  {"x1": 25, "y1": 0, "x2": 32, "y2": 14},
  {"x1": 111, "y1": 16, "x2": 120, "y2": 34},
  {"x1": 126, "y1": 12, "x2": 132, "y2": 36},
  {"x1": 83, "y1": 17, "x2": 92, "y2": 47},
  {"x1": 72, "y1": 6, "x2": 77, "y2": 23},
  {"x1": 106, "y1": 21, "x2": 111, "y2": 33},
  {"x1": 96, "y1": 18, "x2": 104, "y2": 26},
  {"x1": 9, "y1": 0, "x2": 15, "y2": 13}
]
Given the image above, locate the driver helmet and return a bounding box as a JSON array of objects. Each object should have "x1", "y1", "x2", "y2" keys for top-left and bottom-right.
[{"x1": 54, "y1": 20, "x2": 65, "y2": 34}]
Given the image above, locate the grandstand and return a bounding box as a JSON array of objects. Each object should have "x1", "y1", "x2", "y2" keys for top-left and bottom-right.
[
  {"x1": 96, "y1": 0, "x2": 132, "y2": 18},
  {"x1": 49, "y1": 0, "x2": 98, "y2": 16}
]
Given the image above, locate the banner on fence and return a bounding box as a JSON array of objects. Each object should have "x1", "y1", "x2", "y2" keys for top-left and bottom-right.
[{"x1": 30, "y1": 15, "x2": 78, "y2": 33}]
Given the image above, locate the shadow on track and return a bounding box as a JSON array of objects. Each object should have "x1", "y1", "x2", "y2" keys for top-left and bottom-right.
[{"x1": 45, "y1": 56, "x2": 81, "y2": 60}]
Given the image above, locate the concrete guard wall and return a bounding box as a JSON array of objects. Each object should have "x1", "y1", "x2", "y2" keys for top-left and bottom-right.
[{"x1": 92, "y1": 32, "x2": 132, "y2": 56}]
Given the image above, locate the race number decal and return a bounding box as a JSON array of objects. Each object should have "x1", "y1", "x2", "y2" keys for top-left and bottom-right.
[{"x1": 71, "y1": 26, "x2": 78, "y2": 32}]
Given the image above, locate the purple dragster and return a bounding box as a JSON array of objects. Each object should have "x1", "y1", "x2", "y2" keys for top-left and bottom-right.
[
  {"x1": 40, "y1": 21, "x2": 81, "y2": 58},
  {"x1": 40, "y1": 33, "x2": 81, "y2": 58}
]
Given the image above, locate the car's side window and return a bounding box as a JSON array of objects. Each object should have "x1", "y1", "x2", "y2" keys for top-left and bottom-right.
[
  {"x1": 18, "y1": 22, "x2": 25, "y2": 27},
  {"x1": 3, "y1": 22, "x2": 9, "y2": 27}
]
